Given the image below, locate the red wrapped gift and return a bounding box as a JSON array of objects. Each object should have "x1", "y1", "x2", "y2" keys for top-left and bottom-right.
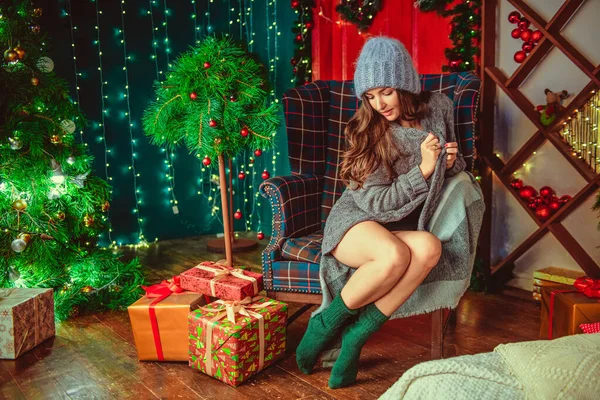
[
  {"x1": 188, "y1": 296, "x2": 287, "y2": 386},
  {"x1": 180, "y1": 261, "x2": 263, "y2": 301}
]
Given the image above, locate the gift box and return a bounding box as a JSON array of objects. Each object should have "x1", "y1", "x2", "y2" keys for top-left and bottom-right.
[
  {"x1": 128, "y1": 277, "x2": 207, "y2": 361},
  {"x1": 532, "y1": 267, "x2": 586, "y2": 302},
  {"x1": 180, "y1": 261, "x2": 263, "y2": 301},
  {"x1": 540, "y1": 278, "x2": 600, "y2": 339},
  {"x1": 0, "y1": 288, "x2": 55, "y2": 359},
  {"x1": 188, "y1": 296, "x2": 287, "y2": 387}
]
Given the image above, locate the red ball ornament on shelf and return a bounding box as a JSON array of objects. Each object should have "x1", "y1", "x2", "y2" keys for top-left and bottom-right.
[
  {"x1": 291, "y1": 0, "x2": 300, "y2": 8},
  {"x1": 559, "y1": 194, "x2": 572, "y2": 204},
  {"x1": 535, "y1": 205, "x2": 552, "y2": 221},
  {"x1": 261, "y1": 170, "x2": 270, "y2": 180},
  {"x1": 209, "y1": 119, "x2": 217, "y2": 127},
  {"x1": 549, "y1": 201, "x2": 561, "y2": 212},
  {"x1": 203, "y1": 62, "x2": 211, "y2": 69},
  {"x1": 254, "y1": 149, "x2": 262, "y2": 157},
  {"x1": 520, "y1": 29, "x2": 532, "y2": 42},
  {"x1": 238, "y1": 172, "x2": 246, "y2": 180},
  {"x1": 528, "y1": 201, "x2": 538, "y2": 211},
  {"x1": 518, "y1": 18, "x2": 530, "y2": 30},
  {"x1": 511, "y1": 28, "x2": 522, "y2": 39},
  {"x1": 189, "y1": 92, "x2": 197, "y2": 100},
  {"x1": 510, "y1": 178, "x2": 524, "y2": 189},
  {"x1": 514, "y1": 51, "x2": 527, "y2": 63},
  {"x1": 519, "y1": 186, "x2": 537, "y2": 201},
  {"x1": 234, "y1": 210, "x2": 243, "y2": 220},
  {"x1": 522, "y1": 41, "x2": 534, "y2": 53},
  {"x1": 508, "y1": 11, "x2": 521, "y2": 24},
  {"x1": 202, "y1": 157, "x2": 211, "y2": 166},
  {"x1": 240, "y1": 127, "x2": 249, "y2": 137},
  {"x1": 257, "y1": 232, "x2": 265, "y2": 240},
  {"x1": 295, "y1": 34, "x2": 303, "y2": 42},
  {"x1": 539, "y1": 186, "x2": 554, "y2": 198},
  {"x1": 531, "y1": 30, "x2": 543, "y2": 43}
]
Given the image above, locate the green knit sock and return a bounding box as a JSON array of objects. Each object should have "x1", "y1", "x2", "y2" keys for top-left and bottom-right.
[
  {"x1": 328, "y1": 303, "x2": 389, "y2": 389},
  {"x1": 296, "y1": 295, "x2": 357, "y2": 375}
]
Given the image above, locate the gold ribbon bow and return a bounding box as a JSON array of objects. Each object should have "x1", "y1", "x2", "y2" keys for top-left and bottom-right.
[
  {"x1": 201, "y1": 296, "x2": 273, "y2": 377},
  {"x1": 194, "y1": 262, "x2": 259, "y2": 297}
]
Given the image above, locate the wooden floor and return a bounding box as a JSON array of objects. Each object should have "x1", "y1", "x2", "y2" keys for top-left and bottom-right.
[{"x1": 1, "y1": 233, "x2": 542, "y2": 399}]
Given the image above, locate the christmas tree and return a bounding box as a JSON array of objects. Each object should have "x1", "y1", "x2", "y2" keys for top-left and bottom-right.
[
  {"x1": 143, "y1": 36, "x2": 280, "y2": 267},
  {"x1": 0, "y1": 1, "x2": 145, "y2": 320}
]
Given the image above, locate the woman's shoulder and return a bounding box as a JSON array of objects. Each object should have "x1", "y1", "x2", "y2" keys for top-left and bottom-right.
[{"x1": 428, "y1": 91, "x2": 453, "y2": 110}]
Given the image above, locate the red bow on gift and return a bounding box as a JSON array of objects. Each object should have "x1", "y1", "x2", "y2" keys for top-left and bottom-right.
[
  {"x1": 573, "y1": 277, "x2": 600, "y2": 299},
  {"x1": 142, "y1": 276, "x2": 184, "y2": 299}
]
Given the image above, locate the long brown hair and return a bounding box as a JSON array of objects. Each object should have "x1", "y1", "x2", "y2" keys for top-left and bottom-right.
[{"x1": 340, "y1": 89, "x2": 432, "y2": 189}]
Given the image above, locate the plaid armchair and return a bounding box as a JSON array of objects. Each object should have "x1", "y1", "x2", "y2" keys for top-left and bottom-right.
[{"x1": 259, "y1": 72, "x2": 480, "y2": 300}]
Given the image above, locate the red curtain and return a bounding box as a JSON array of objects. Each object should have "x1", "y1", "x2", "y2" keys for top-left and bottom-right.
[{"x1": 313, "y1": 0, "x2": 454, "y2": 81}]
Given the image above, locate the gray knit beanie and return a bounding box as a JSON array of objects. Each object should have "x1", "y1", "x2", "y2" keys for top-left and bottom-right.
[{"x1": 353, "y1": 37, "x2": 421, "y2": 99}]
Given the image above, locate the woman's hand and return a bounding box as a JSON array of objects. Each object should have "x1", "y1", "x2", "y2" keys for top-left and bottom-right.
[
  {"x1": 445, "y1": 142, "x2": 458, "y2": 169},
  {"x1": 419, "y1": 133, "x2": 441, "y2": 180}
]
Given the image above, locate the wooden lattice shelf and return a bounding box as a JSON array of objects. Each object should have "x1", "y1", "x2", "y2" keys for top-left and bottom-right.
[{"x1": 480, "y1": 0, "x2": 600, "y2": 288}]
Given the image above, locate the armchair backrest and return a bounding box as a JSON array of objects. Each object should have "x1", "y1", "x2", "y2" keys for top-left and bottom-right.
[{"x1": 282, "y1": 72, "x2": 481, "y2": 229}]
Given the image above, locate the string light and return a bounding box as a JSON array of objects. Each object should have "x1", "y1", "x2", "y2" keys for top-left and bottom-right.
[
  {"x1": 65, "y1": 0, "x2": 85, "y2": 145},
  {"x1": 119, "y1": 0, "x2": 147, "y2": 246},
  {"x1": 559, "y1": 90, "x2": 599, "y2": 172},
  {"x1": 93, "y1": 0, "x2": 113, "y2": 245}
]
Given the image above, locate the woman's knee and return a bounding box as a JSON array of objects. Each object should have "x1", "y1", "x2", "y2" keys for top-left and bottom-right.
[
  {"x1": 379, "y1": 240, "x2": 411, "y2": 280},
  {"x1": 418, "y1": 233, "x2": 442, "y2": 270}
]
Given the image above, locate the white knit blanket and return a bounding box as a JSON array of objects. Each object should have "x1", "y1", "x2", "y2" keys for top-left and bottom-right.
[{"x1": 380, "y1": 334, "x2": 600, "y2": 400}]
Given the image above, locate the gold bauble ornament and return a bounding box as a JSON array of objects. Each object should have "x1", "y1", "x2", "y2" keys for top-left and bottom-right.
[
  {"x1": 32, "y1": 7, "x2": 43, "y2": 17},
  {"x1": 12, "y1": 199, "x2": 28, "y2": 211},
  {"x1": 4, "y1": 49, "x2": 18, "y2": 62},
  {"x1": 31, "y1": 77, "x2": 40, "y2": 86},
  {"x1": 101, "y1": 201, "x2": 110, "y2": 212},
  {"x1": 50, "y1": 134, "x2": 61, "y2": 144},
  {"x1": 13, "y1": 45, "x2": 25, "y2": 60},
  {"x1": 81, "y1": 286, "x2": 93, "y2": 293},
  {"x1": 83, "y1": 214, "x2": 94, "y2": 227},
  {"x1": 56, "y1": 211, "x2": 66, "y2": 221}
]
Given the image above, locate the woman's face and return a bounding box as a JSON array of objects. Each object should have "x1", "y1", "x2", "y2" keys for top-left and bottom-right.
[{"x1": 365, "y1": 87, "x2": 400, "y2": 121}]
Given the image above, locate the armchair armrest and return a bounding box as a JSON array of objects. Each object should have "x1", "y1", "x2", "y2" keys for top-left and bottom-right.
[
  {"x1": 452, "y1": 72, "x2": 481, "y2": 173},
  {"x1": 259, "y1": 173, "x2": 324, "y2": 289}
]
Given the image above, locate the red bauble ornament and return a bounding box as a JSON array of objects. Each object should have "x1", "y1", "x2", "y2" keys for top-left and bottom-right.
[
  {"x1": 293, "y1": 67, "x2": 297, "y2": 74},
  {"x1": 209, "y1": 119, "x2": 217, "y2": 127},
  {"x1": 559, "y1": 194, "x2": 572, "y2": 204},
  {"x1": 508, "y1": 11, "x2": 521, "y2": 24},
  {"x1": 514, "y1": 51, "x2": 527, "y2": 63},
  {"x1": 535, "y1": 205, "x2": 552, "y2": 221},
  {"x1": 510, "y1": 178, "x2": 524, "y2": 189},
  {"x1": 528, "y1": 201, "x2": 538, "y2": 211},
  {"x1": 305, "y1": 22, "x2": 313, "y2": 30},
  {"x1": 539, "y1": 186, "x2": 554, "y2": 198},
  {"x1": 533, "y1": 196, "x2": 544, "y2": 206},
  {"x1": 254, "y1": 149, "x2": 262, "y2": 157},
  {"x1": 240, "y1": 127, "x2": 249, "y2": 137},
  {"x1": 519, "y1": 186, "x2": 537, "y2": 201},
  {"x1": 549, "y1": 201, "x2": 561, "y2": 211},
  {"x1": 238, "y1": 172, "x2": 246, "y2": 180},
  {"x1": 295, "y1": 34, "x2": 302, "y2": 42},
  {"x1": 189, "y1": 92, "x2": 197, "y2": 100},
  {"x1": 520, "y1": 29, "x2": 532, "y2": 42},
  {"x1": 202, "y1": 157, "x2": 211, "y2": 166},
  {"x1": 291, "y1": 0, "x2": 300, "y2": 8},
  {"x1": 230, "y1": 95, "x2": 237, "y2": 102},
  {"x1": 261, "y1": 170, "x2": 270, "y2": 180},
  {"x1": 257, "y1": 232, "x2": 265, "y2": 240},
  {"x1": 234, "y1": 210, "x2": 243, "y2": 220},
  {"x1": 522, "y1": 41, "x2": 534, "y2": 53},
  {"x1": 511, "y1": 28, "x2": 522, "y2": 39},
  {"x1": 449, "y1": 60, "x2": 461, "y2": 69},
  {"x1": 249, "y1": 157, "x2": 255, "y2": 164},
  {"x1": 290, "y1": 58, "x2": 297, "y2": 66},
  {"x1": 531, "y1": 30, "x2": 543, "y2": 43},
  {"x1": 204, "y1": 62, "x2": 211, "y2": 69},
  {"x1": 518, "y1": 18, "x2": 530, "y2": 30}
]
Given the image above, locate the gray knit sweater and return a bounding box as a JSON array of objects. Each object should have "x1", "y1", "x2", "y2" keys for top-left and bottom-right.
[{"x1": 321, "y1": 92, "x2": 465, "y2": 255}]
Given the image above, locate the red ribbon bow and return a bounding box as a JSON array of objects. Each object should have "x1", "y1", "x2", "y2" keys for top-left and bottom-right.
[
  {"x1": 142, "y1": 276, "x2": 184, "y2": 299},
  {"x1": 573, "y1": 277, "x2": 600, "y2": 299}
]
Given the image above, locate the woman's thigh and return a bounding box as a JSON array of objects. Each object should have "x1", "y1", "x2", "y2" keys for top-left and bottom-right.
[{"x1": 330, "y1": 221, "x2": 405, "y2": 268}]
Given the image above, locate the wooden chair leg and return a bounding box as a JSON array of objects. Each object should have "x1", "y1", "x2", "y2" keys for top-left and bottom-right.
[{"x1": 431, "y1": 309, "x2": 444, "y2": 360}]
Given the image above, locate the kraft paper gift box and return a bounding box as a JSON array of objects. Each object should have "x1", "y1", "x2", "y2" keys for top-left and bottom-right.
[
  {"x1": 0, "y1": 288, "x2": 55, "y2": 359},
  {"x1": 188, "y1": 296, "x2": 287, "y2": 386},
  {"x1": 180, "y1": 261, "x2": 263, "y2": 301},
  {"x1": 128, "y1": 277, "x2": 207, "y2": 361}
]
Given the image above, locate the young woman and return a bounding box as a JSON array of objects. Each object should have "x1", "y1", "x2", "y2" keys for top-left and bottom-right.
[{"x1": 295, "y1": 37, "x2": 466, "y2": 388}]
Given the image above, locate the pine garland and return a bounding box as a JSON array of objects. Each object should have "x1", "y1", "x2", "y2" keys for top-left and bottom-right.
[
  {"x1": 0, "y1": 0, "x2": 145, "y2": 320},
  {"x1": 416, "y1": 0, "x2": 481, "y2": 73},
  {"x1": 290, "y1": 0, "x2": 315, "y2": 86},
  {"x1": 336, "y1": 0, "x2": 383, "y2": 32}
]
